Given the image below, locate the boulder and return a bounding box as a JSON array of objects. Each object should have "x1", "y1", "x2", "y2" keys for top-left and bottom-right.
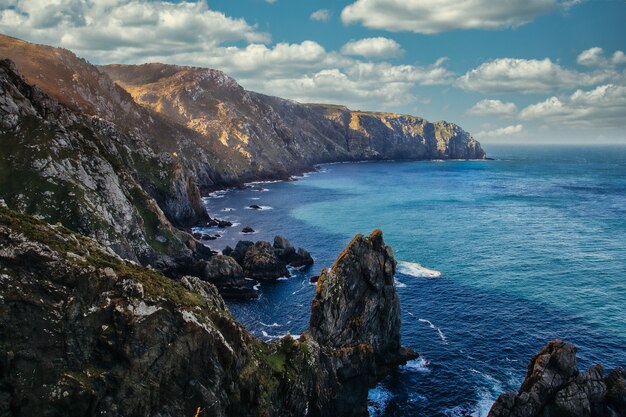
[
  {"x1": 243, "y1": 241, "x2": 289, "y2": 280},
  {"x1": 227, "y1": 240, "x2": 254, "y2": 265},
  {"x1": 291, "y1": 247, "x2": 314, "y2": 268},
  {"x1": 273, "y1": 235, "x2": 296, "y2": 261},
  {"x1": 242, "y1": 226, "x2": 255, "y2": 234},
  {"x1": 217, "y1": 220, "x2": 232, "y2": 228},
  {"x1": 249, "y1": 204, "x2": 262, "y2": 210},
  {"x1": 200, "y1": 255, "x2": 258, "y2": 299},
  {"x1": 273, "y1": 236, "x2": 314, "y2": 268}
]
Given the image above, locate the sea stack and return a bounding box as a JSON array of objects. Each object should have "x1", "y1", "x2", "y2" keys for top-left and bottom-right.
[{"x1": 306, "y1": 229, "x2": 418, "y2": 416}]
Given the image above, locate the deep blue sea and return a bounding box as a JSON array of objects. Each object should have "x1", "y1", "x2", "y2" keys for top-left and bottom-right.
[{"x1": 196, "y1": 145, "x2": 626, "y2": 416}]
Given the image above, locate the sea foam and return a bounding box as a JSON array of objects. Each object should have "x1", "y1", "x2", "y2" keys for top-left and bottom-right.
[{"x1": 397, "y1": 261, "x2": 442, "y2": 278}]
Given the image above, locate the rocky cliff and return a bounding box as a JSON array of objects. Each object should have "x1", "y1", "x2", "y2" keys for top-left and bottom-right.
[
  {"x1": 0, "y1": 58, "x2": 206, "y2": 264},
  {"x1": 0, "y1": 207, "x2": 413, "y2": 417},
  {"x1": 101, "y1": 62, "x2": 486, "y2": 176},
  {"x1": 488, "y1": 340, "x2": 626, "y2": 417}
]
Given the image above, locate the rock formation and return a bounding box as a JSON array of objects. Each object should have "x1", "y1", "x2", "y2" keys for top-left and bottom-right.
[
  {"x1": 243, "y1": 241, "x2": 290, "y2": 280},
  {"x1": 0, "y1": 208, "x2": 415, "y2": 417},
  {"x1": 489, "y1": 340, "x2": 626, "y2": 417}
]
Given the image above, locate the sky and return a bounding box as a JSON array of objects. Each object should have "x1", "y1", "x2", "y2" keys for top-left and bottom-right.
[{"x1": 1, "y1": 0, "x2": 625, "y2": 144}]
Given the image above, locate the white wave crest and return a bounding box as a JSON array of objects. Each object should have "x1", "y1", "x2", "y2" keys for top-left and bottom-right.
[
  {"x1": 394, "y1": 279, "x2": 407, "y2": 288},
  {"x1": 397, "y1": 261, "x2": 441, "y2": 278},
  {"x1": 259, "y1": 322, "x2": 281, "y2": 328},
  {"x1": 402, "y1": 357, "x2": 431, "y2": 373},
  {"x1": 418, "y1": 318, "x2": 448, "y2": 344}
]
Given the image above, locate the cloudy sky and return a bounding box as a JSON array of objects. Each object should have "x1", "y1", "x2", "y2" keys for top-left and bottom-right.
[{"x1": 1, "y1": 0, "x2": 625, "y2": 143}]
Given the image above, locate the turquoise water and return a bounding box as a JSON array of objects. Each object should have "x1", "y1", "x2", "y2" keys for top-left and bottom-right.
[{"x1": 199, "y1": 145, "x2": 626, "y2": 416}]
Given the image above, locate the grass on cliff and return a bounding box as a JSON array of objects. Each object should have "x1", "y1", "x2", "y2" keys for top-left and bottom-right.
[{"x1": 0, "y1": 207, "x2": 204, "y2": 307}]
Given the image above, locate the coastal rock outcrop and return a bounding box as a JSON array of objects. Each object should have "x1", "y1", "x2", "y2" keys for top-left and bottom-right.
[
  {"x1": 0, "y1": 208, "x2": 415, "y2": 417},
  {"x1": 488, "y1": 340, "x2": 626, "y2": 417},
  {"x1": 274, "y1": 235, "x2": 314, "y2": 268},
  {"x1": 243, "y1": 240, "x2": 290, "y2": 280}
]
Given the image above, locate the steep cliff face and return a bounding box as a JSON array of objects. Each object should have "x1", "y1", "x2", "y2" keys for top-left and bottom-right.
[
  {"x1": 488, "y1": 340, "x2": 626, "y2": 417},
  {"x1": 0, "y1": 59, "x2": 202, "y2": 263},
  {"x1": 101, "y1": 63, "x2": 486, "y2": 176},
  {"x1": 0, "y1": 209, "x2": 414, "y2": 417}
]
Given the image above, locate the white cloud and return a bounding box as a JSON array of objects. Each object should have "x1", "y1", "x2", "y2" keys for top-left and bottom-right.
[
  {"x1": 341, "y1": 0, "x2": 579, "y2": 34},
  {"x1": 519, "y1": 84, "x2": 626, "y2": 128},
  {"x1": 577, "y1": 47, "x2": 626, "y2": 68},
  {"x1": 341, "y1": 37, "x2": 404, "y2": 59},
  {"x1": 0, "y1": 0, "x2": 269, "y2": 61},
  {"x1": 310, "y1": 9, "x2": 332, "y2": 22},
  {"x1": 613, "y1": 51, "x2": 626, "y2": 66},
  {"x1": 457, "y1": 57, "x2": 613, "y2": 94},
  {"x1": 467, "y1": 99, "x2": 517, "y2": 116},
  {"x1": 475, "y1": 124, "x2": 524, "y2": 138}
]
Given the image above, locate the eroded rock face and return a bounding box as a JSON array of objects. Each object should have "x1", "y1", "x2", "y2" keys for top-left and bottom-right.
[
  {"x1": 0, "y1": 208, "x2": 304, "y2": 417},
  {"x1": 488, "y1": 340, "x2": 626, "y2": 417}
]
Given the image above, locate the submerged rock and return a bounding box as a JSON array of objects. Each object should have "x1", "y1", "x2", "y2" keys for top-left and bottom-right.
[
  {"x1": 249, "y1": 204, "x2": 262, "y2": 210},
  {"x1": 488, "y1": 340, "x2": 626, "y2": 417},
  {"x1": 241, "y1": 226, "x2": 255, "y2": 234}
]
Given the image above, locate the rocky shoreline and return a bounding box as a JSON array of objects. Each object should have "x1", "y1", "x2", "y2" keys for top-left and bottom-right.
[{"x1": 1, "y1": 33, "x2": 623, "y2": 417}]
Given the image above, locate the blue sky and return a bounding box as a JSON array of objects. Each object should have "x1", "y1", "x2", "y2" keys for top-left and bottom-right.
[{"x1": 1, "y1": 0, "x2": 625, "y2": 143}]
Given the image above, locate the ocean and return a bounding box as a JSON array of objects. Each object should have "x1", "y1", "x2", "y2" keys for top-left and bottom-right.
[{"x1": 195, "y1": 144, "x2": 626, "y2": 416}]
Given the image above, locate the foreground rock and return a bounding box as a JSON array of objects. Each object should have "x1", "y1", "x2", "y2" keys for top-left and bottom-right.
[
  {"x1": 489, "y1": 340, "x2": 626, "y2": 417},
  {"x1": 0, "y1": 209, "x2": 415, "y2": 417}
]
